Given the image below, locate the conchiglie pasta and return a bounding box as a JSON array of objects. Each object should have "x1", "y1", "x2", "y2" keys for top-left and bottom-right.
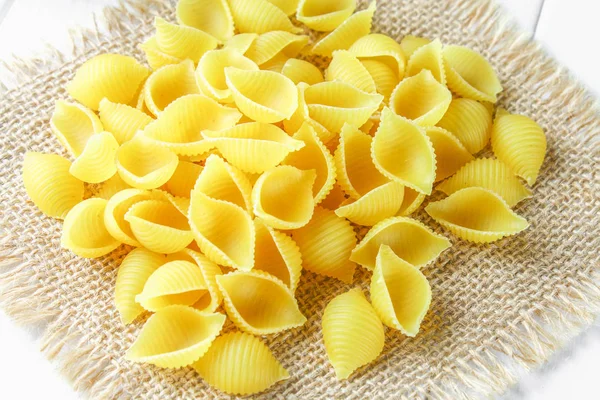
[
  {"x1": 292, "y1": 206, "x2": 356, "y2": 283},
  {"x1": 217, "y1": 270, "x2": 306, "y2": 334},
  {"x1": 98, "y1": 98, "x2": 153, "y2": 145},
  {"x1": 425, "y1": 126, "x2": 474, "y2": 182},
  {"x1": 244, "y1": 31, "x2": 309, "y2": 66},
  {"x1": 165, "y1": 161, "x2": 203, "y2": 198},
  {"x1": 436, "y1": 98, "x2": 492, "y2": 154},
  {"x1": 96, "y1": 174, "x2": 131, "y2": 200},
  {"x1": 22, "y1": 152, "x2": 84, "y2": 219},
  {"x1": 406, "y1": 38, "x2": 445, "y2": 84},
  {"x1": 61, "y1": 198, "x2": 121, "y2": 258},
  {"x1": 257, "y1": 53, "x2": 289, "y2": 72},
  {"x1": 266, "y1": 0, "x2": 300, "y2": 16},
  {"x1": 50, "y1": 100, "x2": 103, "y2": 157},
  {"x1": 370, "y1": 245, "x2": 431, "y2": 336},
  {"x1": 192, "y1": 332, "x2": 289, "y2": 395},
  {"x1": 283, "y1": 83, "x2": 332, "y2": 143},
  {"x1": 67, "y1": 53, "x2": 150, "y2": 111},
  {"x1": 297, "y1": 0, "x2": 356, "y2": 31},
  {"x1": 281, "y1": 58, "x2": 324, "y2": 85},
  {"x1": 154, "y1": 17, "x2": 219, "y2": 63},
  {"x1": 325, "y1": 50, "x2": 376, "y2": 93},
  {"x1": 400, "y1": 35, "x2": 430, "y2": 59},
  {"x1": 228, "y1": 0, "x2": 300, "y2": 34},
  {"x1": 69, "y1": 132, "x2": 119, "y2": 184},
  {"x1": 104, "y1": 188, "x2": 154, "y2": 247},
  {"x1": 350, "y1": 216, "x2": 451, "y2": 270},
  {"x1": 397, "y1": 187, "x2": 426, "y2": 216},
  {"x1": 224, "y1": 33, "x2": 258, "y2": 54},
  {"x1": 360, "y1": 59, "x2": 399, "y2": 104},
  {"x1": 179, "y1": 249, "x2": 224, "y2": 313},
  {"x1": 335, "y1": 181, "x2": 404, "y2": 226},
  {"x1": 176, "y1": 0, "x2": 234, "y2": 41},
  {"x1": 322, "y1": 288, "x2": 384, "y2": 379},
  {"x1": 349, "y1": 33, "x2": 406, "y2": 80},
  {"x1": 139, "y1": 36, "x2": 182, "y2": 70},
  {"x1": 126, "y1": 305, "x2": 226, "y2": 368},
  {"x1": 143, "y1": 59, "x2": 200, "y2": 116},
  {"x1": 425, "y1": 187, "x2": 529, "y2": 243}
]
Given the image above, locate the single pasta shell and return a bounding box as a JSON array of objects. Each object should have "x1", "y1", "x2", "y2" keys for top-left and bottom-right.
[
  {"x1": 69, "y1": 132, "x2": 119, "y2": 184},
  {"x1": 397, "y1": 187, "x2": 426, "y2": 216},
  {"x1": 437, "y1": 98, "x2": 492, "y2": 154},
  {"x1": 126, "y1": 305, "x2": 226, "y2": 368},
  {"x1": 281, "y1": 58, "x2": 324, "y2": 85},
  {"x1": 165, "y1": 161, "x2": 203, "y2": 198},
  {"x1": 176, "y1": 0, "x2": 234, "y2": 42},
  {"x1": 228, "y1": 0, "x2": 301, "y2": 34},
  {"x1": 348, "y1": 33, "x2": 406, "y2": 80},
  {"x1": 154, "y1": 17, "x2": 220, "y2": 63},
  {"x1": 98, "y1": 98, "x2": 154, "y2": 145},
  {"x1": 350, "y1": 216, "x2": 451, "y2": 270},
  {"x1": 400, "y1": 35, "x2": 430, "y2": 59},
  {"x1": 22, "y1": 152, "x2": 84, "y2": 219},
  {"x1": 425, "y1": 126, "x2": 474, "y2": 182},
  {"x1": 139, "y1": 36, "x2": 182, "y2": 70},
  {"x1": 224, "y1": 33, "x2": 258, "y2": 54},
  {"x1": 370, "y1": 245, "x2": 431, "y2": 336},
  {"x1": 266, "y1": 0, "x2": 299, "y2": 15},
  {"x1": 360, "y1": 59, "x2": 399, "y2": 104},
  {"x1": 326, "y1": 50, "x2": 376, "y2": 93},
  {"x1": 50, "y1": 100, "x2": 103, "y2": 157},
  {"x1": 143, "y1": 59, "x2": 200, "y2": 116},
  {"x1": 425, "y1": 187, "x2": 529, "y2": 243},
  {"x1": 297, "y1": 0, "x2": 356, "y2": 31},
  {"x1": 335, "y1": 181, "x2": 404, "y2": 226},
  {"x1": 61, "y1": 198, "x2": 121, "y2": 258},
  {"x1": 104, "y1": 188, "x2": 154, "y2": 246},
  {"x1": 217, "y1": 270, "x2": 306, "y2": 334},
  {"x1": 322, "y1": 288, "x2": 384, "y2": 380},
  {"x1": 192, "y1": 332, "x2": 289, "y2": 395},
  {"x1": 245, "y1": 31, "x2": 309, "y2": 66},
  {"x1": 96, "y1": 174, "x2": 131, "y2": 200},
  {"x1": 406, "y1": 38, "x2": 445, "y2": 84},
  {"x1": 178, "y1": 249, "x2": 224, "y2": 313}
]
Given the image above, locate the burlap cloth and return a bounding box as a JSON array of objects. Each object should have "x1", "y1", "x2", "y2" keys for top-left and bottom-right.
[{"x1": 1, "y1": 0, "x2": 599, "y2": 398}]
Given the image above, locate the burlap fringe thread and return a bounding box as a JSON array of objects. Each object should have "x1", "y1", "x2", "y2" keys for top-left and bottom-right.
[{"x1": 0, "y1": 0, "x2": 599, "y2": 398}]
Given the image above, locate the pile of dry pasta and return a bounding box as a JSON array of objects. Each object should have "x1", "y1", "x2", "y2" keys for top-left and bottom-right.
[{"x1": 21, "y1": 0, "x2": 547, "y2": 395}]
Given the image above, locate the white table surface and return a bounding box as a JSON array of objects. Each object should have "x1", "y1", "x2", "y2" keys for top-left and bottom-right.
[{"x1": 0, "y1": 0, "x2": 599, "y2": 399}]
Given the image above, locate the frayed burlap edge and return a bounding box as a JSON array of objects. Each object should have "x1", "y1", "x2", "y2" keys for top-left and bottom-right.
[{"x1": 0, "y1": 0, "x2": 599, "y2": 398}]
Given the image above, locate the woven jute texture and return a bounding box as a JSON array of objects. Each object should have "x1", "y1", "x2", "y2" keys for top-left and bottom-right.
[{"x1": 1, "y1": 0, "x2": 599, "y2": 398}]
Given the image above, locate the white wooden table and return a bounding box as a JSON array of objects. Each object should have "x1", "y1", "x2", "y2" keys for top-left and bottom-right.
[{"x1": 0, "y1": 1, "x2": 598, "y2": 399}]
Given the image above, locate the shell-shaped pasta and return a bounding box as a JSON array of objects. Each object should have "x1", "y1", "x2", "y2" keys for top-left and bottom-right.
[
  {"x1": 177, "y1": 249, "x2": 224, "y2": 313},
  {"x1": 437, "y1": 158, "x2": 532, "y2": 206},
  {"x1": 22, "y1": 152, "x2": 84, "y2": 219},
  {"x1": 69, "y1": 132, "x2": 118, "y2": 184},
  {"x1": 202, "y1": 122, "x2": 304, "y2": 173},
  {"x1": 326, "y1": 50, "x2": 376, "y2": 93},
  {"x1": 437, "y1": 98, "x2": 492, "y2": 154},
  {"x1": 425, "y1": 126, "x2": 474, "y2": 182},
  {"x1": 104, "y1": 188, "x2": 154, "y2": 247},
  {"x1": 282, "y1": 122, "x2": 336, "y2": 204},
  {"x1": 217, "y1": 270, "x2": 306, "y2": 334},
  {"x1": 189, "y1": 190, "x2": 255, "y2": 270},
  {"x1": 252, "y1": 166, "x2": 316, "y2": 230},
  {"x1": 443, "y1": 45, "x2": 502, "y2": 103},
  {"x1": 67, "y1": 54, "x2": 150, "y2": 111},
  {"x1": 96, "y1": 174, "x2": 131, "y2": 200},
  {"x1": 139, "y1": 36, "x2": 182, "y2": 70},
  {"x1": 143, "y1": 60, "x2": 200, "y2": 116},
  {"x1": 311, "y1": 1, "x2": 376, "y2": 57},
  {"x1": 98, "y1": 98, "x2": 153, "y2": 145},
  {"x1": 266, "y1": 0, "x2": 299, "y2": 15},
  {"x1": 282, "y1": 83, "x2": 333, "y2": 144},
  {"x1": 195, "y1": 48, "x2": 259, "y2": 103},
  {"x1": 425, "y1": 187, "x2": 529, "y2": 243},
  {"x1": 115, "y1": 248, "x2": 165, "y2": 324},
  {"x1": 360, "y1": 59, "x2": 399, "y2": 104},
  {"x1": 254, "y1": 218, "x2": 302, "y2": 292},
  {"x1": 126, "y1": 306, "x2": 226, "y2": 368},
  {"x1": 261, "y1": 53, "x2": 291, "y2": 72},
  {"x1": 225, "y1": 68, "x2": 298, "y2": 123},
  {"x1": 372, "y1": 108, "x2": 436, "y2": 194},
  {"x1": 320, "y1": 184, "x2": 347, "y2": 210},
  {"x1": 397, "y1": 187, "x2": 426, "y2": 216},
  {"x1": 136, "y1": 260, "x2": 208, "y2": 311},
  {"x1": 192, "y1": 332, "x2": 289, "y2": 395},
  {"x1": 154, "y1": 17, "x2": 219, "y2": 63},
  {"x1": 281, "y1": 58, "x2": 324, "y2": 85},
  {"x1": 291, "y1": 206, "x2": 356, "y2": 283},
  {"x1": 61, "y1": 198, "x2": 121, "y2": 258},
  {"x1": 193, "y1": 154, "x2": 253, "y2": 212},
  {"x1": 165, "y1": 161, "x2": 203, "y2": 198},
  {"x1": 116, "y1": 136, "x2": 178, "y2": 189},
  {"x1": 491, "y1": 109, "x2": 546, "y2": 186},
  {"x1": 390, "y1": 69, "x2": 452, "y2": 126},
  {"x1": 335, "y1": 181, "x2": 404, "y2": 226},
  {"x1": 304, "y1": 81, "x2": 383, "y2": 133},
  {"x1": 350, "y1": 216, "x2": 451, "y2": 270},
  {"x1": 370, "y1": 245, "x2": 431, "y2": 336},
  {"x1": 245, "y1": 31, "x2": 309, "y2": 66},
  {"x1": 50, "y1": 100, "x2": 103, "y2": 157},
  {"x1": 400, "y1": 35, "x2": 430, "y2": 59},
  {"x1": 334, "y1": 123, "x2": 389, "y2": 199},
  {"x1": 154, "y1": 190, "x2": 191, "y2": 217},
  {"x1": 228, "y1": 0, "x2": 300, "y2": 34},
  {"x1": 322, "y1": 288, "x2": 384, "y2": 379},
  {"x1": 176, "y1": 0, "x2": 234, "y2": 41},
  {"x1": 142, "y1": 94, "x2": 241, "y2": 155},
  {"x1": 348, "y1": 33, "x2": 406, "y2": 80},
  {"x1": 224, "y1": 33, "x2": 258, "y2": 54},
  {"x1": 297, "y1": 0, "x2": 356, "y2": 31},
  {"x1": 406, "y1": 39, "x2": 445, "y2": 84}
]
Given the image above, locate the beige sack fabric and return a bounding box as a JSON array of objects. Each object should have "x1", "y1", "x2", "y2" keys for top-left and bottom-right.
[{"x1": 1, "y1": 0, "x2": 599, "y2": 398}]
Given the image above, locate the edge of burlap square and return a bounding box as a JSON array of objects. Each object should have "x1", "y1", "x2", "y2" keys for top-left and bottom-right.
[{"x1": 1, "y1": 0, "x2": 599, "y2": 399}]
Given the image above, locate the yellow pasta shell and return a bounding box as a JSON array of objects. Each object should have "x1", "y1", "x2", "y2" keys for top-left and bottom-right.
[
  {"x1": 372, "y1": 108, "x2": 437, "y2": 194},
  {"x1": 320, "y1": 184, "x2": 348, "y2": 211},
  {"x1": 192, "y1": 332, "x2": 289, "y2": 395},
  {"x1": 297, "y1": 0, "x2": 356, "y2": 31},
  {"x1": 326, "y1": 50, "x2": 376, "y2": 93},
  {"x1": 350, "y1": 216, "x2": 451, "y2": 270},
  {"x1": 390, "y1": 69, "x2": 452, "y2": 126},
  {"x1": 116, "y1": 136, "x2": 179, "y2": 189},
  {"x1": 202, "y1": 122, "x2": 305, "y2": 174},
  {"x1": 437, "y1": 98, "x2": 492, "y2": 154},
  {"x1": 266, "y1": 0, "x2": 299, "y2": 15},
  {"x1": 443, "y1": 45, "x2": 502, "y2": 103},
  {"x1": 143, "y1": 59, "x2": 200, "y2": 116},
  {"x1": 370, "y1": 245, "x2": 431, "y2": 336},
  {"x1": 245, "y1": 31, "x2": 309, "y2": 66},
  {"x1": 311, "y1": 1, "x2": 376, "y2": 57},
  {"x1": 224, "y1": 33, "x2": 258, "y2": 54},
  {"x1": 258, "y1": 53, "x2": 289, "y2": 72},
  {"x1": 67, "y1": 53, "x2": 150, "y2": 111},
  {"x1": 425, "y1": 187, "x2": 529, "y2": 243},
  {"x1": 61, "y1": 198, "x2": 121, "y2": 258},
  {"x1": 360, "y1": 59, "x2": 399, "y2": 104},
  {"x1": 292, "y1": 206, "x2": 356, "y2": 283},
  {"x1": 165, "y1": 161, "x2": 203, "y2": 198},
  {"x1": 406, "y1": 38, "x2": 445, "y2": 84},
  {"x1": 228, "y1": 0, "x2": 301, "y2": 34},
  {"x1": 252, "y1": 166, "x2": 316, "y2": 230},
  {"x1": 104, "y1": 188, "x2": 154, "y2": 247},
  {"x1": 69, "y1": 132, "x2": 119, "y2": 184},
  {"x1": 322, "y1": 288, "x2": 384, "y2": 380},
  {"x1": 348, "y1": 33, "x2": 407, "y2": 80},
  {"x1": 396, "y1": 187, "x2": 426, "y2": 216},
  {"x1": 189, "y1": 190, "x2": 255, "y2": 271},
  {"x1": 225, "y1": 67, "x2": 298, "y2": 123},
  {"x1": 491, "y1": 109, "x2": 546, "y2": 186},
  {"x1": 139, "y1": 36, "x2": 182, "y2": 71},
  {"x1": 400, "y1": 35, "x2": 430, "y2": 59},
  {"x1": 281, "y1": 58, "x2": 324, "y2": 85},
  {"x1": 98, "y1": 98, "x2": 153, "y2": 145},
  {"x1": 126, "y1": 306, "x2": 226, "y2": 368},
  {"x1": 282, "y1": 82, "x2": 333, "y2": 144},
  {"x1": 154, "y1": 17, "x2": 219, "y2": 63},
  {"x1": 178, "y1": 249, "x2": 224, "y2": 313},
  {"x1": 217, "y1": 270, "x2": 306, "y2": 334},
  {"x1": 425, "y1": 126, "x2": 474, "y2": 182},
  {"x1": 176, "y1": 0, "x2": 234, "y2": 42},
  {"x1": 22, "y1": 152, "x2": 84, "y2": 219},
  {"x1": 153, "y1": 189, "x2": 191, "y2": 217},
  {"x1": 96, "y1": 174, "x2": 131, "y2": 200},
  {"x1": 50, "y1": 100, "x2": 103, "y2": 157},
  {"x1": 335, "y1": 181, "x2": 404, "y2": 226}
]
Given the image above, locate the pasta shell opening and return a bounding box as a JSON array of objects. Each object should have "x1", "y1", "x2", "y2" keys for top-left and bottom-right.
[
  {"x1": 297, "y1": 0, "x2": 356, "y2": 31},
  {"x1": 335, "y1": 181, "x2": 404, "y2": 226},
  {"x1": 139, "y1": 36, "x2": 183, "y2": 70},
  {"x1": 400, "y1": 35, "x2": 431, "y2": 59},
  {"x1": 104, "y1": 188, "x2": 154, "y2": 246},
  {"x1": 176, "y1": 0, "x2": 234, "y2": 42},
  {"x1": 349, "y1": 33, "x2": 406, "y2": 79},
  {"x1": 228, "y1": 0, "x2": 301, "y2": 34},
  {"x1": 70, "y1": 132, "x2": 119, "y2": 184},
  {"x1": 98, "y1": 98, "x2": 154, "y2": 145},
  {"x1": 326, "y1": 50, "x2": 376, "y2": 93},
  {"x1": 143, "y1": 60, "x2": 200, "y2": 116},
  {"x1": 281, "y1": 58, "x2": 324, "y2": 85},
  {"x1": 245, "y1": 31, "x2": 309, "y2": 66},
  {"x1": 396, "y1": 187, "x2": 426, "y2": 216},
  {"x1": 425, "y1": 126, "x2": 474, "y2": 182},
  {"x1": 406, "y1": 39, "x2": 445, "y2": 84},
  {"x1": 50, "y1": 100, "x2": 103, "y2": 157},
  {"x1": 154, "y1": 17, "x2": 220, "y2": 63},
  {"x1": 165, "y1": 161, "x2": 203, "y2": 198},
  {"x1": 224, "y1": 33, "x2": 258, "y2": 54}
]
